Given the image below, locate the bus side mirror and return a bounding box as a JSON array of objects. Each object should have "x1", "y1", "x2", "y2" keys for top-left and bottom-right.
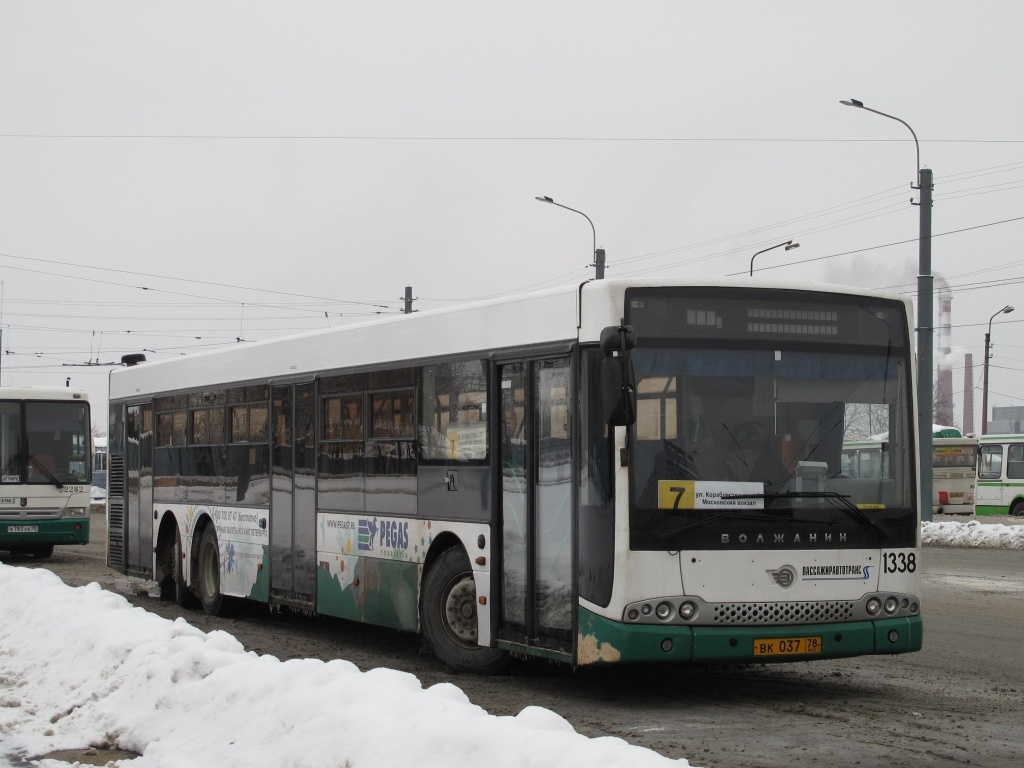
[
  {"x1": 600, "y1": 325, "x2": 636, "y2": 352},
  {"x1": 600, "y1": 324, "x2": 637, "y2": 426}
]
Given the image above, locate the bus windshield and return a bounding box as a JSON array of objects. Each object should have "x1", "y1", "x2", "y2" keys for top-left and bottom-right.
[
  {"x1": 0, "y1": 400, "x2": 90, "y2": 485},
  {"x1": 624, "y1": 288, "x2": 915, "y2": 550}
]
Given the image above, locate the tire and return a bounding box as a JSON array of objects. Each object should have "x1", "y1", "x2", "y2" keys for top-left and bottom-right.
[
  {"x1": 30, "y1": 544, "x2": 54, "y2": 559},
  {"x1": 420, "y1": 547, "x2": 508, "y2": 674},
  {"x1": 197, "y1": 525, "x2": 226, "y2": 615},
  {"x1": 1010, "y1": 499, "x2": 1024, "y2": 517},
  {"x1": 159, "y1": 529, "x2": 198, "y2": 608}
]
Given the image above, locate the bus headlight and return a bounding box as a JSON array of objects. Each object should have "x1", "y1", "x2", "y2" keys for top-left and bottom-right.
[
  {"x1": 655, "y1": 602, "x2": 673, "y2": 620},
  {"x1": 884, "y1": 596, "x2": 899, "y2": 615},
  {"x1": 66, "y1": 507, "x2": 87, "y2": 518},
  {"x1": 678, "y1": 601, "x2": 698, "y2": 621},
  {"x1": 866, "y1": 597, "x2": 881, "y2": 616}
]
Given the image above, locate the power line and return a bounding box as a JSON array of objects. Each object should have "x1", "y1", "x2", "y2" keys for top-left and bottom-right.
[{"x1": 4, "y1": 133, "x2": 1024, "y2": 143}]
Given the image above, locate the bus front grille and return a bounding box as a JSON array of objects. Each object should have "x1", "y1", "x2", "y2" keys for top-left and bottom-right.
[{"x1": 712, "y1": 600, "x2": 856, "y2": 625}]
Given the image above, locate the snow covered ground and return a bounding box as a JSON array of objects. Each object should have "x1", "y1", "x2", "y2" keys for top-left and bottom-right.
[
  {"x1": 922, "y1": 518, "x2": 1024, "y2": 549},
  {"x1": 1, "y1": 519, "x2": 1019, "y2": 768},
  {"x1": 0, "y1": 564, "x2": 691, "y2": 768}
]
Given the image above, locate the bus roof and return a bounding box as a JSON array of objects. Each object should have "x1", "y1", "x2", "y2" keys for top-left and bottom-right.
[
  {"x1": 0, "y1": 386, "x2": 89, "y2": 402},
  {"x1": 109, "y1": 277, "x2": 913, "y2": 402}
]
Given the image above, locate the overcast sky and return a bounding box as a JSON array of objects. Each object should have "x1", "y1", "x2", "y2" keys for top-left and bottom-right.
[{"x1": 2, "y1": 1, "x2": 1023, "y2": 433}]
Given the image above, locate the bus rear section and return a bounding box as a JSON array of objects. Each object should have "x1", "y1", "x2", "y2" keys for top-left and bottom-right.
[
  {"x1": 0, "y1": 387, "x2": 92, "y2": 559},
  {"x1": 932, "y1": 436, "x2": 978, "y2": 515},
  {"x1": 976, "y1": 434, "x2": 1024, "y2": 516}
]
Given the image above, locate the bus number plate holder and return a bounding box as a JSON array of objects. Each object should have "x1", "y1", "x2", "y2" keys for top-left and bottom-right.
[{"x1": 753, "y1": 636, "x2": 822, "y2": 657}]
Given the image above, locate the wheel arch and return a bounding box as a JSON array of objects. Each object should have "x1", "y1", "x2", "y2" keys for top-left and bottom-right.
[
  {"x1": 1010, "y1": 495, "x2": 1024, "y2": 515},
  {"x1": 154, "y1": 510, "x2": 180, "y2": 585},
  {"x1": 421, "y1": 530, "x2": 469, "y2": 583}
]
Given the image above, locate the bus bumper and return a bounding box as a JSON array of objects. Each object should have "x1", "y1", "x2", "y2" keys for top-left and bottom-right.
[
  {"x1": 1, "y1": 518, "x2": 90, "y2": 546},
  {"x1": 577, "y1": 606, "x2": 923, "y2": 665}
]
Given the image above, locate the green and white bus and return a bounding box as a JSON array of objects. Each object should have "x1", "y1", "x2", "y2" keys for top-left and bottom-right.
[
  {"x1": 0, "y1": 386, "x2": 92, "y2": 559},
  {"x1": 106, "y1": 278, "x2": 923, "y2": 671},
  {"x1": 976, "y1": 434, "x2": 1024, "y2": 517}
]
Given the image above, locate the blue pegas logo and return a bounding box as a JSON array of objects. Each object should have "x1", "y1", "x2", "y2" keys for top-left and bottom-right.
[
  {"x1": 357, "y1": 517, "x2": 410, "y2": 553},
  {"x1": 357, "y1": 518, "x2": 378, "y2": 552}
]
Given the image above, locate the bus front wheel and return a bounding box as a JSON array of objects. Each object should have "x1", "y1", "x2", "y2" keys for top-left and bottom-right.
[
  {"x1": 197, "y1": 526, "x2": 225, "y2": 615},
  {"x1": 1011, "y1": 499, "x2": 1024, "y2": 517},
  {"x1": 421, "y1": 547, "x2": 508, "y2": 674}
]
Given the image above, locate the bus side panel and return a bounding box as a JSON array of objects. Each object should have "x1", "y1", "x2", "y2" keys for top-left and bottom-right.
[
  {"x1": 315, "y1": 512, "x2": 423, "y2": 632},
  {"x1": 314, "y1": 513, "x2": 492, "y2": 638}
]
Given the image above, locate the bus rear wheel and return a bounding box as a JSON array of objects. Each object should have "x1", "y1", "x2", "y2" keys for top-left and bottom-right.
[
  {"x1": 421, "y1": 547, "x2": 508, "y2": 674},
  {"x1": 159, "y1": 529, "x2": 197, "y2": 608},
  {"x1": 197, "y1": 526, "x2": 226, "y2": 615},
  {"x1": 1011, "y1": 499, "x2": 1024, "y2": 517}
]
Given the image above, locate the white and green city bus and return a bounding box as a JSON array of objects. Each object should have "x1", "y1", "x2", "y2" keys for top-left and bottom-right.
[
  {"x1": 976, "y1": 433, "x2": 1024, "y2": 516},
  {"x1": 106, "y1": 278, "x2": 922, "y2": 671},
  {"x1": 0, "y1": 386, "x2": 92, "y2": 559}
]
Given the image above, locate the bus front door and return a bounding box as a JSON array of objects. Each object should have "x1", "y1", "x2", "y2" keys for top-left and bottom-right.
[
  {"x1": 498, "y1": 358, "x2": 573, "y2": 658},
  {"x1": 270, "y1": 383, "x2": 317, "y2": 608}
]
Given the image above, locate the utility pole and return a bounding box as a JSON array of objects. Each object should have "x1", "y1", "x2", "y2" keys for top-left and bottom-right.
[
  {"x1": 403, "y1": 286, "x2": 414, "y2": 314},
  {"x1": 917, "y1": 168, "x2": 934, "y2": 522}
]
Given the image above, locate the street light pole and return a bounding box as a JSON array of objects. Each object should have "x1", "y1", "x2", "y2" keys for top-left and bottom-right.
[
  {"x1": 981, "y1": 305, "x2": 1014, "y2": 435},
  {"x1": 841, "y1": 97, "x2": 933, "y2": 521},
  {"x1": 535, "y1": 196, "x2": 603, "y2": 279},
  {"x1": 749, "y1": 240, "x2": 800, "y2": 276}
]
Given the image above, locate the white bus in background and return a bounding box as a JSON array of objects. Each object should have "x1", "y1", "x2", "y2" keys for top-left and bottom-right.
[
  {"x1": 932, "y1": 436, "x2": 978, "y2": 515},
  {"x1": 0, "y1": 386, "x2": 92, "y2": 558},
  {"x1": 842, "y1": 426, "x2": 975, "y2": 516},
  {"x1": 976, "y1": 434, "x2": 1024, "y2": 517}
]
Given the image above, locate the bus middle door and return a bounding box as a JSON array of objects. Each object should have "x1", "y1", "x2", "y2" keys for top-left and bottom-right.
[
  {"x1": 498, "y1": 358, "x2": 574, "y2": 659},
  {"x1": 270, "y1": 383, "x2": 317, "y2": 608}
]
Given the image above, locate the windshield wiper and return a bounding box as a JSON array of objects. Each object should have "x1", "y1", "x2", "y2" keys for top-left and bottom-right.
[
  {"x1": 723, "y1": 490, "x2": 889, "y2": 540},
  {"x1": 0, "y1": 453, "x2": 20, "y2": 480},
  {"x1": 27, "y1": 454, "x2": 64, "y2": 489},
  {"x1": 655, "y1": 507, "x2": 788, "y2": 543}
]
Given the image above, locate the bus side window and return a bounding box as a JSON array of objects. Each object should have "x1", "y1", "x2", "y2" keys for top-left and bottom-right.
[
  {"x1": 979, "y1": 445, "x2": 1003, "y2": 480},
  {"x1": 1007, "y1": 443, "x2": 1024, "y2": 480}
]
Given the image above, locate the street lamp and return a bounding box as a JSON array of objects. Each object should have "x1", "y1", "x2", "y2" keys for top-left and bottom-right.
[
  {"x1": 981, "y1": 305, "x2": 1014, "y2": 435},
  {"x1": 749, "y1": 240, "x2": 800, "y2": 276},
  {"x1": 534, "y1": 196, "x2": 604, "y2": 279},
  {"x1": 841, "y1": 97, "x2": 934, "y2": 521}
]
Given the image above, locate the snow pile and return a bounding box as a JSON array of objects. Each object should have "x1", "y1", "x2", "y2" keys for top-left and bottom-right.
[
  {"x1": 922, "y1": 519, "x2": 1024, "y2": 549},
  {"x1": 0, "y1": 565, "x2": 691, "y2": 768}
]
